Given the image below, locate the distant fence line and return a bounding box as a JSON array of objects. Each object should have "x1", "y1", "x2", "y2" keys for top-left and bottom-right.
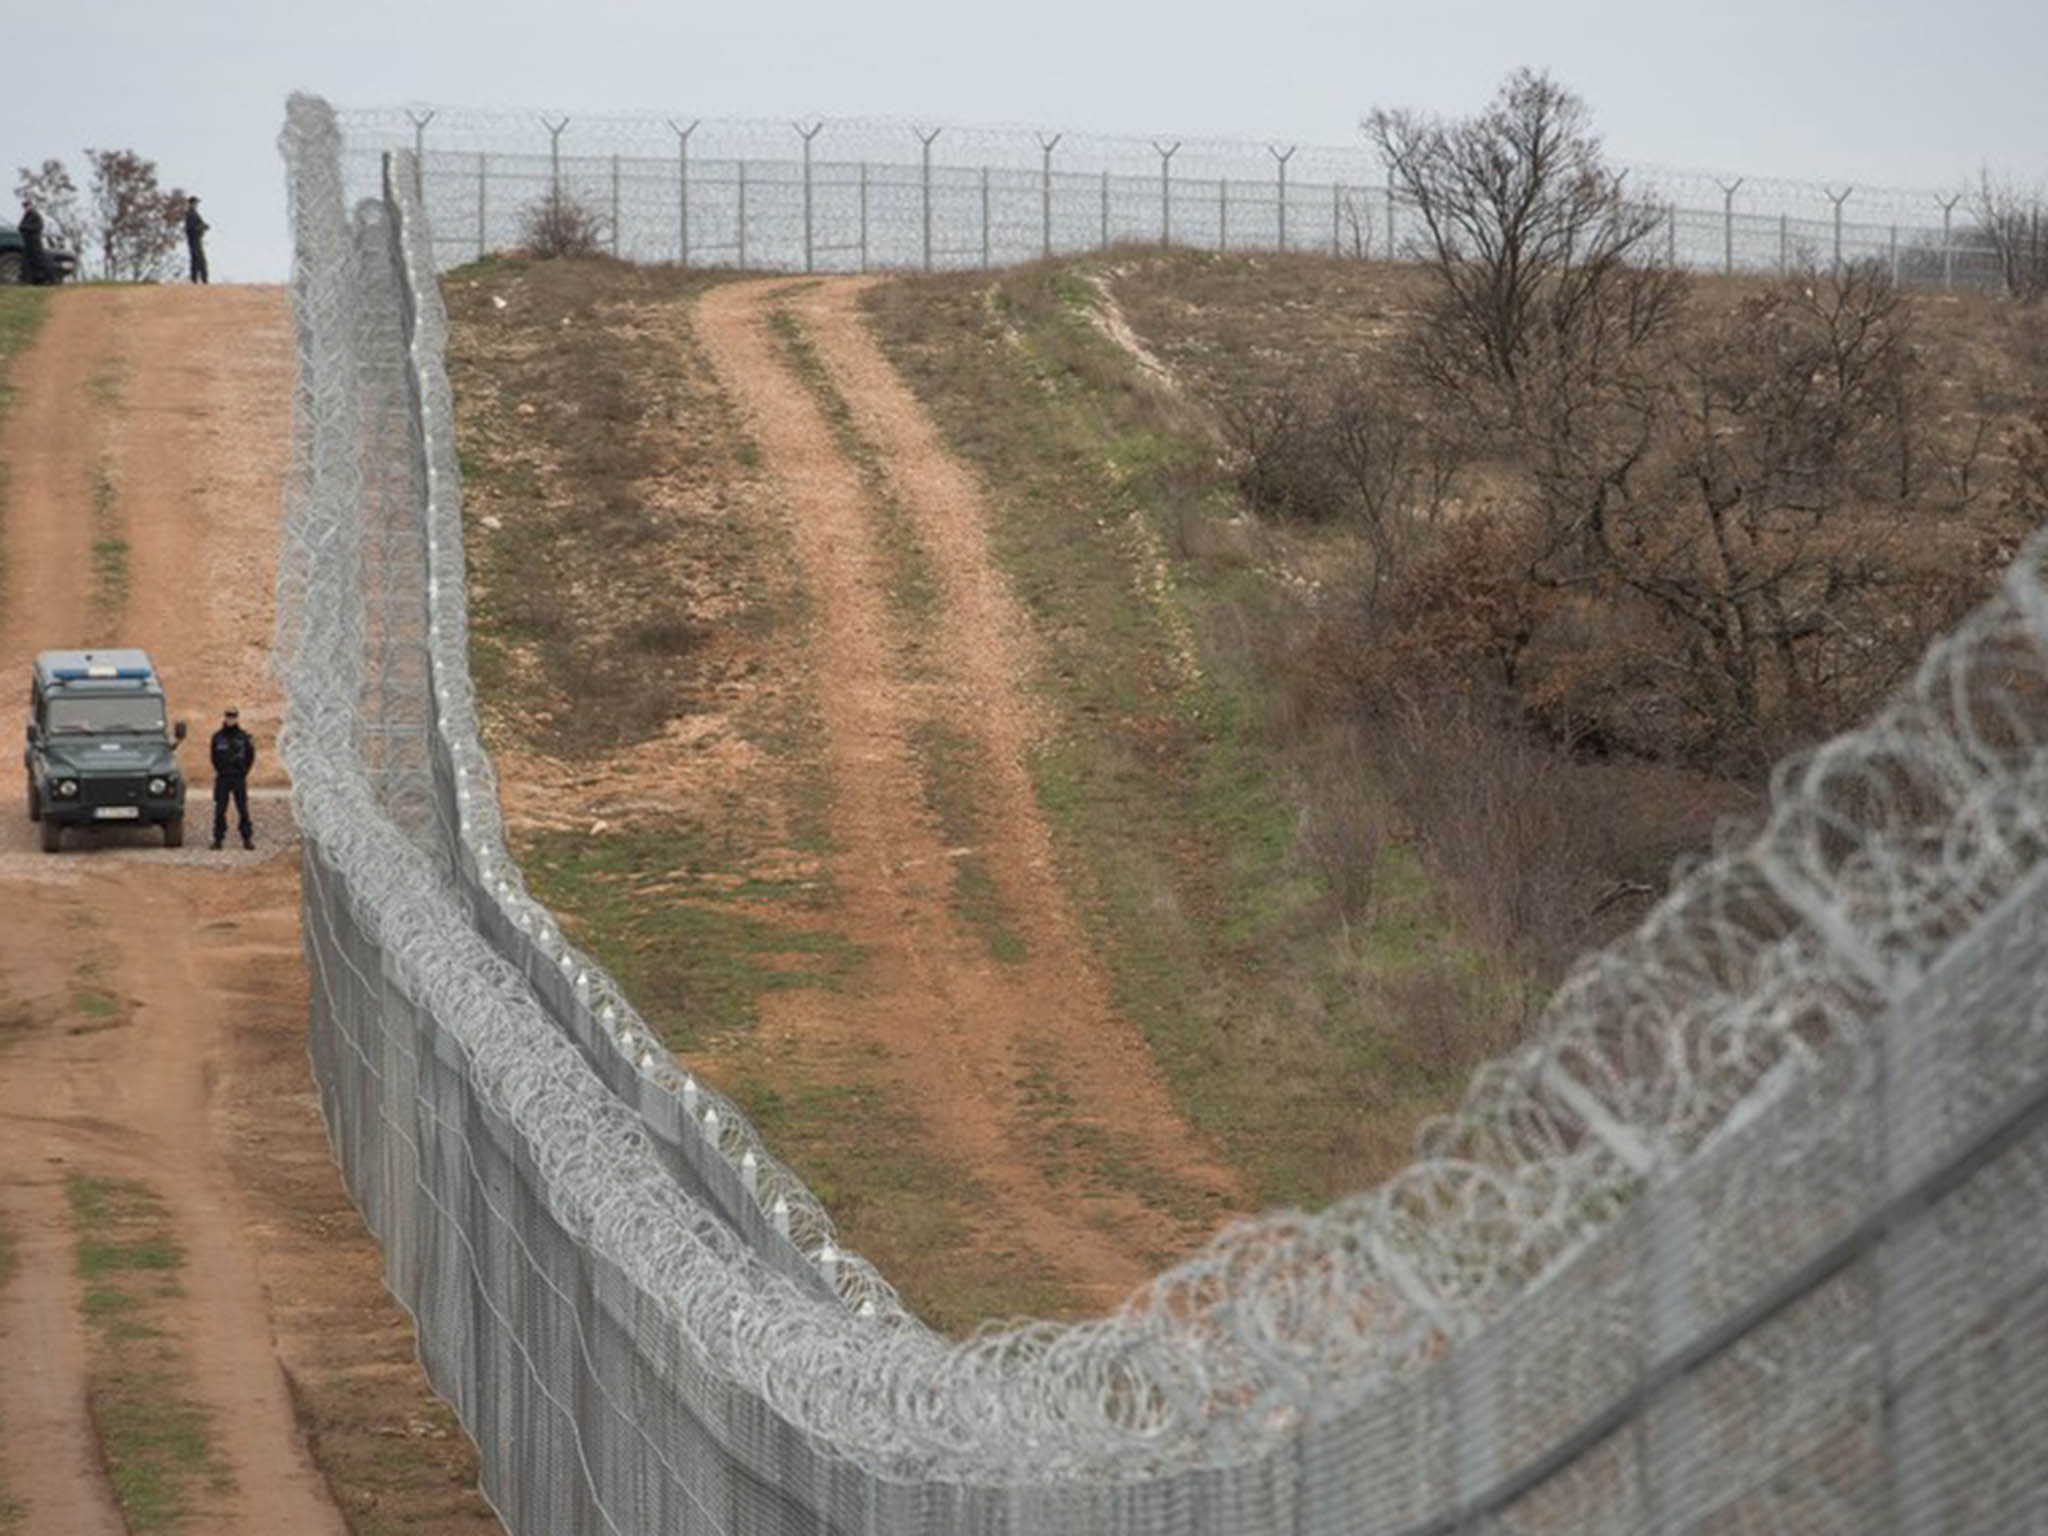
[{"x1": 337, "y1": 105, "x2": 2014, "y2": 291}]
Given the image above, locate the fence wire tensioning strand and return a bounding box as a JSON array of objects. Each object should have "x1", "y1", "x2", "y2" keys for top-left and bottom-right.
[
  {"x1": 281, "y1": 92, "x2": 2048, "y2": 1534},
  {"x1": 339, "y1": 103, "x2": 2013, "y2": 292}
]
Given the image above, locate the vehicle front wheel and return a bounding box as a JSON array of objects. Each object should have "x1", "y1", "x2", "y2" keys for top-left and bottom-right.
[
  {"x1": 40, "y1": 816, "x2": 61, "y2": 853},
  {"x1": 0, "y1": 252, "x2": 21, "y2": 285},
  {"x1": 163, "y1": 814, "x2": 184, "y2": 849},
  {"x1": 26, "y1": 775, "x2": 40, "y2": 822}
]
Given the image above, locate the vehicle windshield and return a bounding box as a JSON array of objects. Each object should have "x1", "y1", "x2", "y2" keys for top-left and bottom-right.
[{"x1": 47, "y1": 695, "x2": 166, "y2": 734}]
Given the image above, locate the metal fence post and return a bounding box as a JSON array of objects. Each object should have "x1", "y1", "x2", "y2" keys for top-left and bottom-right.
[
  {"x1": 1269, "y1": 144, "x2": 1295, "y2": 252},
  {"x1": 1667, "y1": 202, "x2": 1678, "y2": 267},
  {"x1": 1779, "y1": 212, "x2": 1789, "y2": 275},
  {"x1": 858, "y1": 162, "x2": 869, "y2": 272},
  {"x1": 916, "y1": 126, "x2": 941, "y2": 271},
  {"x1": 610, "y1": 153, "x2": 620, "y2": 259},
  {"x1": 1219, "y1": 177, "x2": 1228, "y2": 251},
  {"x1": 1037, "y1": 132, "x2": 1062, "y2": 260},
  {"x1": 745, "y1": 162, "x2": 761, "y2": 274},
  {"x1": 1641, "y1": 1163, "x2": 1703, "y2": 1527},
  {"x1": 1386, "y1": 181, "x2": 1397, "y2": 257},
  {"x1": 542, "y1": 115, "x2": 569, "y2": 203},
  {"x1": 1154, "y1": 140, "x2": 1180, "y2": 247},
  {"x1": 407, "y1": 108, "x2": 434, "y2": 201},
  {"x1": 796, "y1": 119, "x2": 823, "y2": 274},
  {"x1": 1828, "y1": 184, "x2": 1853, "y2": 274},
  {"x1": 1718, "y1": 177, "x2": 1743, "y2": 274},
  {"x1": 476, "y1": 152, "x2": 487, "y2": 260},
  {"x1": 1100, "y1": 169, "x2": 1109, "y2": 250},
  {"x1": 1890, "y1": 223, "x2": 1900, "y2": 283},
  {"x1": 1332, "y1": 182, "x2": 1342, "y2": 256},
  {"x1": 1937, "y1": 193, "x2": 1961, "y2": 290},
  {"x1": 981, "y1": 166, "x2": 991, "y2": 268},
  {"x1": 667, "y1": 118, "x2": 697, "y2": 266},
  {"x1": 1876, "y1": 951, "x2": 1945, "y2": 1534}
]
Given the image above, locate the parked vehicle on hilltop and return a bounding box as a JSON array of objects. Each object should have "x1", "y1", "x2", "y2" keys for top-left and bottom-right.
[{"x1": 0, "y1": 220, "x2": 78, "y2": 284}]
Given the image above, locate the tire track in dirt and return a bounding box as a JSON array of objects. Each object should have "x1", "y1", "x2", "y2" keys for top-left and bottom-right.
[
  {"x1": 695, "y1": 278, "x2": 1244, "y2": 1311},
  {"x1": 0, "y1": 287, "x2": 403, "y2": 1536}
]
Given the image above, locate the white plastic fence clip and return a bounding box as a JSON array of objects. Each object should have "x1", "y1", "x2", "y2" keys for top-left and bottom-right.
[
  {"x1": 818, "y1": 1241, "x2": 840, "y2": 1290},
  {"x1": 771, "y1": 1195, "x2": 791, "y2": 1237},
  {"x1": 740, "y1": 1150, "x2": 759, "y2": 1197}
]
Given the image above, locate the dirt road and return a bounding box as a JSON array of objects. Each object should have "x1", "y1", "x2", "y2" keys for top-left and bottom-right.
[
  {"x1": 694, "y1": 278, "x2": 1245, "y2": 1307},
  {"x1": 0, "y1": 288, "x2": 490, "y2": 1534}
]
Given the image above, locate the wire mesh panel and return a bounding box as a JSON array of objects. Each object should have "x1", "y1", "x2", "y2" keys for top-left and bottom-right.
[
  {"x1": 339, "y1": 105, "x2": 2020, "y2": 295},
  {"x1": 279, "y1": 91, "x2": 2048, "y2": 1535}
]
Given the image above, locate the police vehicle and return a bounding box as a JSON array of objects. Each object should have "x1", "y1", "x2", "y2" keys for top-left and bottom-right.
[{"x1": 24, "y1": 649, "x2": 188, "y2": 852}]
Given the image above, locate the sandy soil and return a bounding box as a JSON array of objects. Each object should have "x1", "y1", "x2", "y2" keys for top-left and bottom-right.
[{"x1": 0, "y1": 287, "x2": 491, "y2": 1534}]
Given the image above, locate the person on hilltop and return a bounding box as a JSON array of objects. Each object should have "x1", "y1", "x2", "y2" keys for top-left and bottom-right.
[
  {"x1": 184, "y1": 194, "x2": 209, "y2": 284},
  {"x1": 17, "y1": 198, "x2": 48, "y2": 285},
  {"x1": 208, "y1": 706, "x2": 255, "y2": 851}
]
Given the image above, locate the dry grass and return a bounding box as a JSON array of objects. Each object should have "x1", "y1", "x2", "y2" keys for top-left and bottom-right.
[{"x1": 442, "y1": 256, "x2": 757, "y2": 755}]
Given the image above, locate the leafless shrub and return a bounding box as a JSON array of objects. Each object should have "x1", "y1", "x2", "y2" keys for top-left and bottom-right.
[
  {"x1": 1219, "y1": 380, "x2": 1348, "y2": 523},
  {"x1": 1968, "y1": 170, "x2": 2048, "y2": 304},
  {"x1": 1220, "y1": 366, "x2": 1465, "y2": 600},
  {"x1": 1375, "y1": 688, "x2": 1620, "y2": 974},
  {"x1": 1322, "y1": 365, "x2": 1464, "y2": 591},
  {"x1": 1290, "y1": 719, "x2": 1381, "y2": 921},
  {"x1": 519, "y1": 188, "x2": 610, "y2": 260}
]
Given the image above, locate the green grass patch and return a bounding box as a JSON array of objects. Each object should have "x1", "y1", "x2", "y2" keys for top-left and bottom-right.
[
  {"x1": 908, "y1": 721, "x2": 1026, "y2": 963},
  {"x1": 85, "y1": 355, "x2": 129, "y2": 408},
  {"x1": 721, "y1": 1052, "x2": 1085, "y2": 1330},
  {"x1": 765, "y1": 305, "x2": 941, "y2": 638},
  {"x1": 862, "y1": 265, "x2": 1511, "y2": 1208},
  {"x1": 0, "y1": 285, "x2": 54, "y2": 596},
  {"x1": 84, "y1": 348, "x2": 131, "y2": 628},
  {"x1": 516, "y1": 822, "x2": 865, "y2": 1053},
  {"x1": 73, "y1": 986, "x2": 119, "y2": 1020},
  {"x1": 91, "y1": 467, "x2": 129, "y2": 623},
  {"x1": 66, "y1": 1173, "x2": 231, "y2": 1530}
]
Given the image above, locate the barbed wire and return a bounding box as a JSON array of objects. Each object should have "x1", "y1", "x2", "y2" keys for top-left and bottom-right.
[{"x1": 342, "y1": 103, "x2": 2016, "y2": 230}]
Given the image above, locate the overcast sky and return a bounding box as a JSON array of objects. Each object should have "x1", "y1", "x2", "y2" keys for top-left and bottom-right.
[{"x1": 11, "y1": 0, "x2": 2047, "y2": 283}]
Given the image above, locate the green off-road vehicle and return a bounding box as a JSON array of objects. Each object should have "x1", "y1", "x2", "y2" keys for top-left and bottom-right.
[{"x1": 24, "y1": 649, "x2": 189, "y2": 852}]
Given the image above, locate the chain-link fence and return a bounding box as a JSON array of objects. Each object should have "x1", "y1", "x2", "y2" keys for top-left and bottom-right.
[
  {"x1": 280, "y1": 91, "x2": 2048, "y2": 1534},
  {"x1": 335, "y1": 104, "x2": 2017, "y2": 293}
]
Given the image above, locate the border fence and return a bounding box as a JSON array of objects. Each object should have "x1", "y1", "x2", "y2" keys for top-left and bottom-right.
[
  {"x1": 336, "y1": 104, "x2": 2019, "y2": 291},
  {"x1": 284, "y1": 91, "x2": 2048, "y2": 1534}
]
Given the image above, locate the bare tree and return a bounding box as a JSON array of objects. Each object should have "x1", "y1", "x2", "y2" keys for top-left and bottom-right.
[
  {"x1": 1365, "y1": 69, "x2": 1682, "y2": 409},
  {"x1": 1968, "y1": 169, "x2": 2048, "y2": 304},
  {"x1": 83, "y1": 148, "x2": 186, "y2": 281},
  {"x1": 14, "y1": 159, "x2": 82, "y2": 253}
]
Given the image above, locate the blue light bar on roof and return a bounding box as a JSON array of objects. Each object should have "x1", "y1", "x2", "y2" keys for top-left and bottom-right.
[{"x1": 50, "y1": 666, "x2": 152, "y2": 681}]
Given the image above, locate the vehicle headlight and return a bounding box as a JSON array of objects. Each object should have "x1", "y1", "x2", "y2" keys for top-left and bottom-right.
[
  {"x1": 54, "y1": 778, "x2": 79, "y2": 798},
  {"x1": 149, "y1": 777, "x2": 169, "y2": 795}
]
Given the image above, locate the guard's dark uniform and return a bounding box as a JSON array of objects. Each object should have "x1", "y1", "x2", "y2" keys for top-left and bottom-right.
[
  {"x1": 209, "y1": 717, "x2": 255, "y2": 849},
  {"x1": 17, "y1": 204, "x2": 47, "y2": 285},
  {"x1": 184, "y1": 198, "x2": 209, "y2": 285}
]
